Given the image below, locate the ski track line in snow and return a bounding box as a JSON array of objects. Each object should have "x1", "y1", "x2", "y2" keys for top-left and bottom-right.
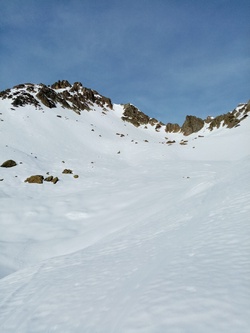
[{"x1": 0, "y1": 263, "x2": 46, "y2": 328}]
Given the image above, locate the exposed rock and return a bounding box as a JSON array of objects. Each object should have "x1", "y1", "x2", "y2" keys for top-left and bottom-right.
[
  {"x1": 96, "y1": 95, "x2": 112, "y2": 109},
  {"x1": 44, "y1": 176, "x2": 54, "y2": 182},
  {"x1": 81, "y1": 87, "x2": 95, "y2": 103},
  {"x1": 62, "y1": 169, "x2": 73, "y2": 174},
  {"x1": 181, "y1": 115, "x2": 204, "y2": 136},
  {"x1": 122, "y1": 104, "x2": 150, "y2": 127},
  {"x1": 165, "y1": 123, "x2": 181, "y2": 133},
  {"x1": 208, "y1": 112, "x2": 240, "y2": 130},
  {"x1": 205, "y1": 116, "x2": 213, "y2": 123},
  {"x1": 69, "y1": 82, "x2": 83, "y2": 93},
  {"x1": 51, "y1": 80, "x2": 71, "y2": 89},
  {"x1": 13, "y1": 84, "x2": 26, "y2": 90},
  {"x1": 245, "y1": 100, "x2": 250, "y2": 112},
  {"x1": 148, "y1": 118, "x2": 158, "y2": 126},
  {"x1": 73, "y1": 175, "x2": 79, "y2": 179},
  {"x1": 52, "y1": 177, "x2": 59, "y2": 184},
  {"x1": 12, "y1": 92, "x2": 40, "y2": 108},
  {"x1": 155, "y1": 123, "x2": 162, "y2": 132},
  {"x1": 1, "y1": 160, "x2": 17, "y2": 168},
  {"x1": 36, "y1": 86, "x2": 58, "y2": 108},
  {"x1": 25, "y1": 175, "x2": 44, "y2": 184}
]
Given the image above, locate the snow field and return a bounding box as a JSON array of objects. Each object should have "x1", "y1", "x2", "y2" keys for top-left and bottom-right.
[{"x1": 0, "y1": 97, "x2": 250, "y2": 332}]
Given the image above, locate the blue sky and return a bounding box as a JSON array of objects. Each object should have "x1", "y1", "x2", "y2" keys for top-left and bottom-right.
[{"x1": 0, "y1": 0, "x2": 249, "y2": 124}]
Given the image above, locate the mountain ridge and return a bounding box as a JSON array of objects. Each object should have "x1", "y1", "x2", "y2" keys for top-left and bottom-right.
[{"x1": 1, "y1": 80, "x2": 249, "y2": 136}]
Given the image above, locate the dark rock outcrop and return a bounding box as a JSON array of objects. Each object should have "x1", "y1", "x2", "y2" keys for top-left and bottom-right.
[
  {"x1": 245, "y1": 100, "x2": 250, "y2": 112},
  {"x1": 165, "y1": 123, "x2": 181, "y2": 133},
  {"x1": 12, "y1": 92, "x2": 40, "y2": 108},
  {"x1": 122, "y1": 104, "x2": 150, "y2": 127},
  {"x1": 181, "y1": 116, "x2": 204, "y2": 136},
  {"x1": 51, "y1": 80, "x2": 71, "y2": 89},
  {"x1": 148, "y1": 118, "x2": 158, "y2": 126},
  {"x1": 208, "y1": 110, "x2": 244, "y2": 130},
  {"x1": 36, "y1": 86, "x2": 58, "y2": 108}
]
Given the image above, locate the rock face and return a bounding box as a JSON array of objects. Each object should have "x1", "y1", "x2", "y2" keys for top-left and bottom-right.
[
  {"x1": 165, "y1": 123, "x2": 181, "y2": 133},
  {"x1": 1, "y1": 160, "x2": 17, "y2": 168},
  {"x1": 121, "y1": 104, "x2": 163, "y2": 131},
  {"x1": 246, "y1": 100, "x2": 250, "y2": 112},
  {"x1": 36, "y1": 86, "x2": 59, "y2": 108},
  {"x1": 208, "y1": 113, "x2": 239, "y2": 130},
  {"x1": 12, "y1": 92, "x2": 40, "y2": 108},
  {"x1": 181, "y1": 116, "x2": 205, "y2": 136},
  {"x1": 51, "y1": 80, "x2": 71, "y2": 89},
  {"x1": 122, "y1": 104, "x2": 150, "y2": 127}
]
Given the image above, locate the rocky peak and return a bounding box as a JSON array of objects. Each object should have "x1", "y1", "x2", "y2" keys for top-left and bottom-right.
[
  {"x1": 51, "y1": 80, "x2": 71, "y2": 89},
  {"x1": 181, "y1": 115, "x2": 204, "y2": 136},
  {"x1": 69, "y1": 82, "x2": 83, "y2": 93},
  {"x1": 0, "y1": 80, "x2": 113, "y2": 113}
]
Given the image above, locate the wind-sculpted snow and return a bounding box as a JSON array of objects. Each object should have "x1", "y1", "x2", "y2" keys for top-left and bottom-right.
[{"x1": 0, "y1": 89, "x2": 250, "y2": 332}]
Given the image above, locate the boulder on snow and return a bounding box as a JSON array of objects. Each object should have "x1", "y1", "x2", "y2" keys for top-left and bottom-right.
[
  {"x1": 44, "y1": 175, "x2": 59, "y2": 184},
  {"x1": 62, "y1": 169, "x2": 73, "y2": 174},
  {"x1": 44, "y1": 176, "x2": 54, "y2": 182},
  {"x1": 52, "y1": 177, "x2": 59, "y2": 184},
  {"x1": 1, "y1": 160, "x2": 17, "y2": 168},
  {"x1": 25, "y1": 175, "x2": 44, "y2": 184}
]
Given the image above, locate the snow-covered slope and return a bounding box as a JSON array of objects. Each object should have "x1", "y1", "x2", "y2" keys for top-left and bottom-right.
[{"x1": 0, "y1": 83, "x2": 250, "y2": 332}]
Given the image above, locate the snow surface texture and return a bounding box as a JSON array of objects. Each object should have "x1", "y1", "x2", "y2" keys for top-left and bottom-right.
[{"x1": 0, "y1": 91, "x2": 250, "y2": 332}]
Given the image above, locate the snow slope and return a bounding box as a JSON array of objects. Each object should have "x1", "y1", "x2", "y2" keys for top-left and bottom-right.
[{"x1": 0, "y1": 89, "x2": 250, "y2": 332}]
